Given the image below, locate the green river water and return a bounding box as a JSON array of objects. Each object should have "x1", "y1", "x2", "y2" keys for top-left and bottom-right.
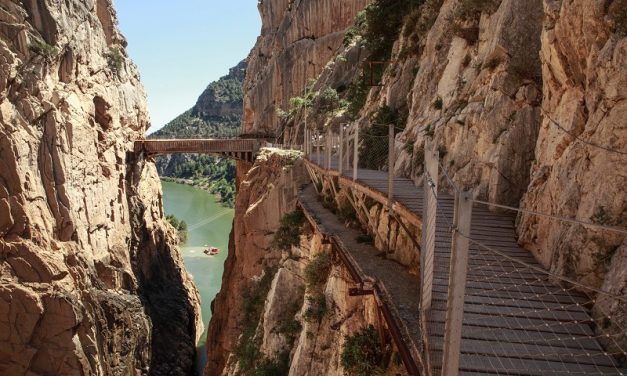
[{"x1": 161, "y1": 180, "x2": 234, "y2": 374}]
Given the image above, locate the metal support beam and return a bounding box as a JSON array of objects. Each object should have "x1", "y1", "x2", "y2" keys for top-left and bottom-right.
[{"x1": 441, "y1": 191, "x2": 473, "y2": 376}]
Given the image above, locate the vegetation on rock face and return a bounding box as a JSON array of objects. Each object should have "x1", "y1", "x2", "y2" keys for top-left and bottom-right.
[
  {"x1": 305, "y1": 252, "x2": 332, "y2": 288},
  {"x1": 166, "y1": 214, "x2": 188, "y2": 243},
  {"x1": 304, "y1": 252, "x2": 332, "y2": 322},
  {"x1": 363, "y1": 0, "x2": 423, "y2": 61},
  {"x1": 106, "y1": 48, "x2": 124, "y2": 72},
  {"x1": 235, "y1": 266, "x2": 279, "y2": 375},
  {"x1": 273, "y1": 210, "x2": 306, "y2": 251},
  {"x1": 609, "y1": 0, "x2": 627, "y2": 35},
  {"x1": 29, "y1": 38, "x2": 58, "y2": 59},
  {"x1": 359, "y1": 106, "x2": 407, "y2": 170},
  {"x1": 341, "y1": 326, "x2": 385, "y2": 376}
]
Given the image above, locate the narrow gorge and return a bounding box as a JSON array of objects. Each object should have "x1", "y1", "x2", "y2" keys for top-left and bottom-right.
[
  {"x1": 0, "y1": 1, "x2": 201, "y2": 374},
  {"x1": 1, "y1": 0, "x2": 625, "y2": 375}
]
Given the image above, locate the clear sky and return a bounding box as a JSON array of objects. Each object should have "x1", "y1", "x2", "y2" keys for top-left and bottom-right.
[{"x1": 115, "y1": 0, "x2": 261, "y2": 134}]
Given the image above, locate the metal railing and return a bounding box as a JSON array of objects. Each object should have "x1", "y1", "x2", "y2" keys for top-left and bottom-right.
[{"x1": 298, "y1": 123, "x2": 626, "y2": 375}]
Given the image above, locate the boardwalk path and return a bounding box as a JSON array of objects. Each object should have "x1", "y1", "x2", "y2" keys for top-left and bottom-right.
[{"x1": 303, "y1": 153, "x2": 624, "y2": 375}]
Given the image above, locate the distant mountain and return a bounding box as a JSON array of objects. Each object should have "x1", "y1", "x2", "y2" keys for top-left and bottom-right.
[
  {"x1": 151, "y1": 61, "x2": 246, "y2": 208},
  {"x1": 151, "y1": 60, "x2": 246, "y2": 139}
]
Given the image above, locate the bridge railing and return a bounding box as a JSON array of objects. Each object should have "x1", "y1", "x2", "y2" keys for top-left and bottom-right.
[{"x1": 301, "y1": 124, "x2": 627, "y2": 375}]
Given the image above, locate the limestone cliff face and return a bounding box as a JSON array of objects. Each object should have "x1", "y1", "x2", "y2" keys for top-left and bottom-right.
[
  {"x1": 205, "y1": 150, "x2": 308, "y2": 375},
  {"x1": 0, "y1": 1, "x2": 201, "y2": 375},
  {"x1": 209, "y1": 0, "x2": 625, "y2": 374},
  {"x1": 518, "y1": 0, "x2": 626, "y2": 286},
  {"x1": 242, "y1": 0, "x2": 369, "y2": 135}
]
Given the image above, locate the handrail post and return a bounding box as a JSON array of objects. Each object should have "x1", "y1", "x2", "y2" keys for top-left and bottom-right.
[
  {"x1": 339, "y1": 126, "x2": 344, "y2": 174},
  {"x1": 353, "y1": 124, "x2": 359, "y2": 181},
  {"x1": 326, "y1": 130, "x2": 332, "y2": 170},
  {"x1": 421, "y1": 139, "x2": 439, "y2": 312},
  {"x1": 387, "y1": 123, "x2": 395, "y2": 210},
  {"x1": 304, "y1": 128, "x2": 308, "y2": 155},
  {"x1": 441, "y1": 191, "x2": 473, "y2": 376},
  {"x1": 317, "y1": 130, "x2": 321, "y2": 166}
]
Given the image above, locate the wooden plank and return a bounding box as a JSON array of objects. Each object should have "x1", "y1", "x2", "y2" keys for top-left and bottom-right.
[
  {"x1": 430, "y1": 300, "x2": 591, "y2": 322},
  {"x1": 429, "y1": 310, "x2": 594, "y2": 336},
  {"x1": 430, "y1": 352, "x2": 624, "y2": 375},
  {"x1": 430, "y1": 338, "x2": 618, "y2": 367}
]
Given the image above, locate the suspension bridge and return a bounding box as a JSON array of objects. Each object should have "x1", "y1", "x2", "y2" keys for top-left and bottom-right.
[{"x1": 296, "y1": 126, "x2": 626, "y2": 376}]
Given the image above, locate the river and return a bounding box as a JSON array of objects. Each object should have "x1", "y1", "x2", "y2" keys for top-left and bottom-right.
[{"x1": 161, "y1": 180, "x2": 234, "y2": 375}]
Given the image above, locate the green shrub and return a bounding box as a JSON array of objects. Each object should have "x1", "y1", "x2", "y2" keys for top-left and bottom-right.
[
  {"x1": 609, "y1": 0, "x2": 627, "y2": 35},
  {"x1": 413, "y1": 147, "x2": 425, "y2": 172},
  {"x1": 433, "y1": 97, "x2": 443, "y2": 110},
  {"x1": 456, "y1": 0, "x2": 500, "y2": 21},
  {"x1": 338, "y1": 201, "x2": 358, "y2": 222},
  {"x1": 404, "y1": 139, "x2": 415, "y2": 155},
  {"x1": 347, "y1": 77, "x2": 369, "y2": 119},
  {"x1": 29, "y1": 39, "x2": 58, "y2": 59},
  {"x1": 251, "y1": 352, "x2": 290, "y2": 376},
  {"x1": 363, "y1": 0, "x2": 423, "y2": 61},
  {"x1": 344, "y1": 10, "x2": 368, "y2": 47},
  {"x1": 106, "y1": 48, "x2": 124, "y2": 71},
  {"x1": 508, "y1": 52, "x2": 541, "y2": 84},
  {"x1": 591, "y1": 207, "x2": 616, "y2": 226},
  {"x1": 304, "y1": 292, "x2": 328, "y2": 322},
  {"x1": 166, "y1": 214, "x2": 188, "y2": 243},
  {"x1": 359, "y1": 106, "x2": 406, "y2": 170},
  {"x1": 321, "y1": 194, "x2": 338, "y2": 213},
  {"x1": 305, "y1": 252, "x2": 332, "y2": 289},
  {"x1": 341, "y1": 326, "x2": 385, "y2": 376},
  {"x1": 235, "y1": 267, "x2": 278, "y2": 374},
  {"x1": 273, "y1": 210, "x2": 306, "y2": 250},
  {"x1": 356, "y1": 233, "x2": 374, "y2": 244}
]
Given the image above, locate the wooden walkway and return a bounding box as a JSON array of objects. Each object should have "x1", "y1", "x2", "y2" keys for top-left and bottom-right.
[
  {"x1": 304, "y1": 153, "x2": 625, "y2": 375},
  {"x1": 133, "y1": 139, "x2": 260, "y2": 162}
]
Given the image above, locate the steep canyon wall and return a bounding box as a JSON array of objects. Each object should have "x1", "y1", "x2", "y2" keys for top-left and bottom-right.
[
  {"x1": 0, "y1": 1, "x2": 201, "y2": 374},
  {"x1": 209, "y1": 0, "x2": 625, "y2": 374}
]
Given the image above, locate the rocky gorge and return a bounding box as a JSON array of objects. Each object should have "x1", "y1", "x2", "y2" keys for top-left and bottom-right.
[
  {"x1": 207, "y1": 0, "x2": 626, "y2": 375},
  {"x1": 0, "y1": 0, "x2": 625, "y2": 375},
  {"x1": 0, "y1": 0, "x2": 201, "y2": 375}
]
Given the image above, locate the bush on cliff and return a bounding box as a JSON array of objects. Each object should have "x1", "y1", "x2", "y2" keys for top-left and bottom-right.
[
  {"x1": 305, "y1": 252, "x2": 332, "y2": 289},
  {"x1": 166, "y1": 214, "x2": 188, "y2": 243},
  {"x1": 341, "y1": 326, "x2": 385, "y2": 376},
  {"x1": 273, "y1": 210, "x2": 306, "y2": 251},
  {"x1": 235, "y1": 266, "x2": 278, "y2": 374}
]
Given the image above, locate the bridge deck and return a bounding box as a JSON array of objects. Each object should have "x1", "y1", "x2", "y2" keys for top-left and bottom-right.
[
  {"x1": 134, "y1": 139, "x2": 260, "y2": 162},
  {"x1": 304, "y1": 153, "x2": 624, "y2": 376}
]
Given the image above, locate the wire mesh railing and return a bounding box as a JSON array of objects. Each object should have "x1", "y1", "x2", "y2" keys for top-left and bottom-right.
[{"x1": 299, "y1": 123, "x2": 626, "y2": 375}]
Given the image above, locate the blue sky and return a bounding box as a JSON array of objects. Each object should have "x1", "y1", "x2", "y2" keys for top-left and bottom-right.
[{"x1": 115, "y1": 0, "x2": 261, "y2": 134}]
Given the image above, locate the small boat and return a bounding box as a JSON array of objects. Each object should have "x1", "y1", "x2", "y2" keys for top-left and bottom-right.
[{"x1": 203, "y1": 246, "x2": 220, "y2": 256}]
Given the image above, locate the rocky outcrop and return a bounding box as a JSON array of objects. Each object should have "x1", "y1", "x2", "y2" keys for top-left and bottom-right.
[
  {"x1": 194, "y1": 60, "x2": 246, "y2": 120},
  {"x1": 518, "y1": 0, "x2": 626, "y2": 285},
  {"x1": 204, "y1": 149, "x2": 308, "y2": 375},
  {"x1": 242, "y1": 0, "x2": 369, "y2": 136},
  {"x1": 209, "y1": 0, "x2": 625, "y2": 374},
  {"x1": 0, "y1": 1, "x2": 201, "y2": 375}
]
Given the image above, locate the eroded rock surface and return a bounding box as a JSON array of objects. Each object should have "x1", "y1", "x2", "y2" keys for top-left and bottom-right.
[
  {"x1": 205, "y1": 149, "x2": 308, "y2": 375},
  {"x1": 0, "y1": 1, "x2": 201, "y2": 374}
]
